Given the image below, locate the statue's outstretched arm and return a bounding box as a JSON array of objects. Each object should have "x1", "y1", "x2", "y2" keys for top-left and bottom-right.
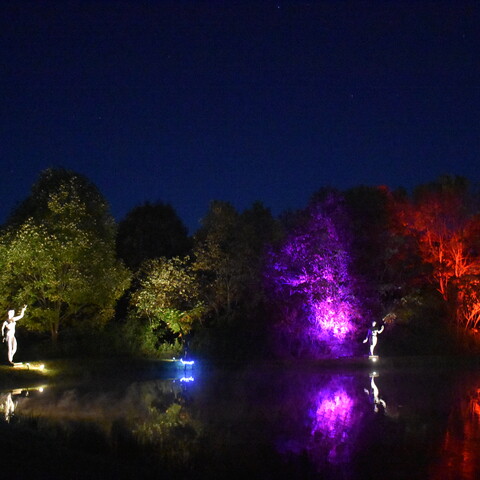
[{"x1": 13, "y1": 305, "x2": 27, "y2": 322}]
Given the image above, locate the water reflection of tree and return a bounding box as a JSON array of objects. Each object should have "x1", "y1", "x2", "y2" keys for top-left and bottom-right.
[
  {"x1": 310, "y1": 380, "x2": 360, "y2": 465},
  {"x1": 4, "y1": 379, "x2": 204, "y2": 476},
  {"x1": 131, "y1": 380, "x2": 203, "y2": 470},
  {"x1": 1, "y1": 367, "x2": 471, "y2": 479},
  {"x1": 273, "y1": 372, "x2": 365, "y2": 476},
  {"x1": 430, "y1": 383, "x2": 480, "y2": 480}
]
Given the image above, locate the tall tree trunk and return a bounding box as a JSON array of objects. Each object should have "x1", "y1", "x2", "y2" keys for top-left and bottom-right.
[{"x1": 51, "y1": 305, "x2": 61, "y2": 343}]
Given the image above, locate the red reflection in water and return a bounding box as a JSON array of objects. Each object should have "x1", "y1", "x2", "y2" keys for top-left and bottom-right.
[{"x1": 431, "y1": 388, "x2": 480, "y2": 480}]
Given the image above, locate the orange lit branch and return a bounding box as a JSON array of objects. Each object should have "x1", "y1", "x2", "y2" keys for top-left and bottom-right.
[
  {"x1": 395, "y1": 182, "x2": 480, "y2": 328},
  {"x1": 457, "y1": 278, "x2": 480, "y2": 331}
]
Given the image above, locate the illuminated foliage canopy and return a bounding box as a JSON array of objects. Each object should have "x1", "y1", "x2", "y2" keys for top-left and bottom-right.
[
  {"x1": 396, "y1": 176, "x2": 480, "y2": 330},
  {"x1": 0, "y1": 168, "x2": 131, "y2": 342},
  {"x1": 132, "y1": 256, "x2": 204, "y2": 337},
  {"x1": 265, "y1": 191, "x2": 363, "y2": 357}
]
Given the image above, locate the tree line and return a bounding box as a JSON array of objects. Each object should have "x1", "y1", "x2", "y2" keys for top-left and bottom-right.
[{"x1": 1, "y1": 168, "x2": 479, "y2": 359}]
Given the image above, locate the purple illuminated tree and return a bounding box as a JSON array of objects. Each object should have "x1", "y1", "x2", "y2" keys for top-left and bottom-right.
[{"x1": 265, "y1": 191, "x2": 363, "y2": 357}]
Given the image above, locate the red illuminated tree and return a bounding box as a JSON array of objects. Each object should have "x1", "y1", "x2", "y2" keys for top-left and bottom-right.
[
  {"x1": 457, "y1": 276, "x2": 480, "y2": 331},
  {"x1": 395, "y1": 176, "x2": 480, "y2": 327}
]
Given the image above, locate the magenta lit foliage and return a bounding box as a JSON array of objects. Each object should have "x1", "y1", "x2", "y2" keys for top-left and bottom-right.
[{"x1": 265, "y1": 191, "x2": 363, "y2": 357}]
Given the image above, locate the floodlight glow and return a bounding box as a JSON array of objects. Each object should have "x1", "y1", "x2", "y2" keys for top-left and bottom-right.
[
  {"x1": 180, "y1": 359, "x2": 195, "y2": 366},
  {"x1": 26, "y1": 363, "x2": 46, "y2": 371},
  {"x1": 180, "y1": 376, "x2": 194, "y2": 382}
]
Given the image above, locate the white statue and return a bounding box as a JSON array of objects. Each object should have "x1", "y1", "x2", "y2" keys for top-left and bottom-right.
[
  {"x1": 2, "y1": 305, "x2": 27, "y2": 364},
  {"x1": 363, "y1": 320, "x2": 384, "y2": 357}
]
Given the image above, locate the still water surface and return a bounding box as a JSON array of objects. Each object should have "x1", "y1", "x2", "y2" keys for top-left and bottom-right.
[{"x1": 1, "y1": 360, "x2": 480, "y2": 479}]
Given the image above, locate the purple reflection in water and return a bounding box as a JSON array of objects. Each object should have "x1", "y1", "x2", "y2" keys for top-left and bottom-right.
[
  {"x1": 277, "y1": 374, "x2": 363, "y2": 472},
  {"x1": 309, "y1": 381, "x2": 358, "y2": 465},
  {"x1": 312, "y1": 388, "x2": 354, "y2": 437}
]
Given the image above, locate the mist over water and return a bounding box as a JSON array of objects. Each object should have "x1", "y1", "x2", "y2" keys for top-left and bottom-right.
[{"x1": 2, "y1": 362, "x2": 480, "y2": 479}]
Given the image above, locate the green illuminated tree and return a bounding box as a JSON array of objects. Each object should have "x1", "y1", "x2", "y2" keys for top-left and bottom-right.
[
  {"x1": 6, "y1": 167, "x2": 115, "y2": 239},
  {"x1": 0, "y1": 168, "x2": 130, "y2": 342},
  {"x1": 132, "y1": 256, "x2": 204, "y2": 341}
]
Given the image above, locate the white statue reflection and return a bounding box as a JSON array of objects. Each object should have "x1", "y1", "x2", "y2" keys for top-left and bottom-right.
[
  {"x1": 3, "y1": 393, "x2": 16, "y2": 422},
  {"x1": 363, "y1": 320, "x2": 384, "y2": 357},
  {"x1": 1, "y1": 386, "x2": 45, "y2": 422},
  {"x1": 364, "y1": 372, "x2": 386, "y2": 413},
  {"x1": 1, "y1": 389, "x2": 23, "y2": 422},
  {"x1": 2, "y1": 305, "x2": 27, "y2": 364}
]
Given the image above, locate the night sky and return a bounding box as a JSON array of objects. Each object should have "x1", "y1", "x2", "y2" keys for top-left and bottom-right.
[{"x1": 1, "y1": 1, "x2": 479, "y2": 233}]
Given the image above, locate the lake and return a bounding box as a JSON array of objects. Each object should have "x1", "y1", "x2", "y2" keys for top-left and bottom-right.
[{"x1": 1, "y1": 358, "x2": 480, "y2": 479}]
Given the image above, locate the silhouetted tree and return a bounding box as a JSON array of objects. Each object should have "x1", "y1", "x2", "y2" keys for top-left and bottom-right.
[
  {"x1": 117, "y1": 202, "x2": 191, "y2": 270},
  {"x1": 344, "y1": 185, "x2": 415, "y2": 315},
  {"x1": 193, "y1": 201, "x2": 280, "y2": 318}
]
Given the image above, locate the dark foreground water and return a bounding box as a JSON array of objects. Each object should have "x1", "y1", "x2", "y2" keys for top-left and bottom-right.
[{"x1": 1, "y1": 359, "x2": 480, "y2": 480}]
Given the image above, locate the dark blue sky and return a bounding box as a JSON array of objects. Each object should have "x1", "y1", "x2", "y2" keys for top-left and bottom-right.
[{"x1": 1, "y1": 1, "x2": 479, "y2": 233}]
